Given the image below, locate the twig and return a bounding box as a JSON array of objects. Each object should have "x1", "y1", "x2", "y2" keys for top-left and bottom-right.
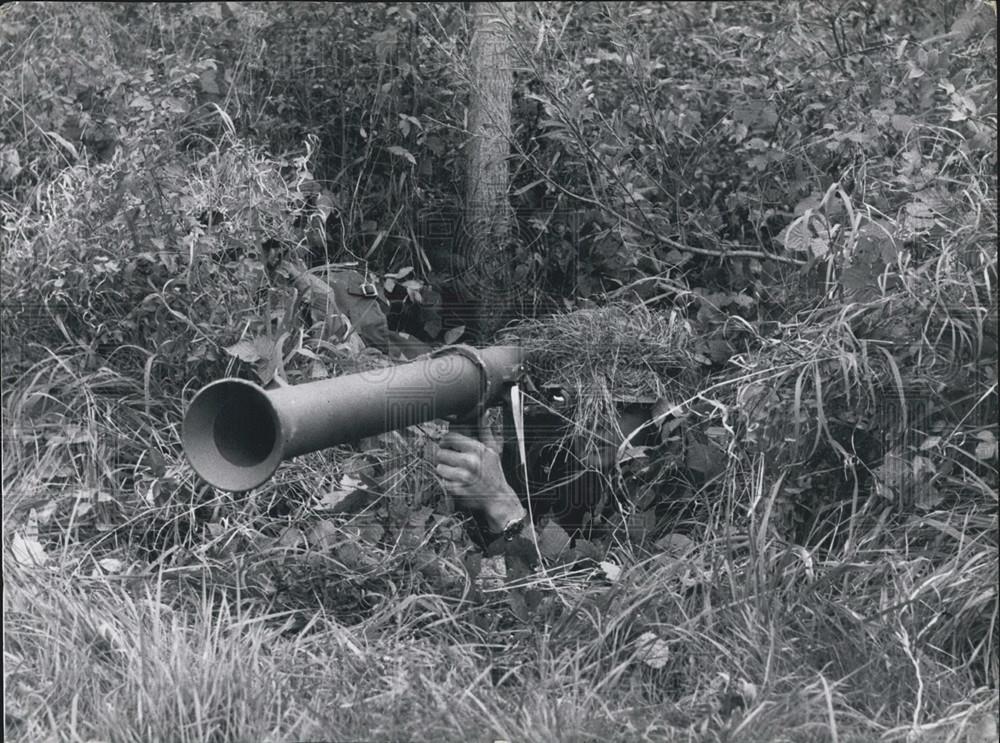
[{"x1": 510, "y1": 139, "x2": 806, "y2": 266}]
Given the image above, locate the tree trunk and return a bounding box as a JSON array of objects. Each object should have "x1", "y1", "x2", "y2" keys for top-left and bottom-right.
[{"x1": 463, "y1": 1, "x2": 515, "y2": 341}]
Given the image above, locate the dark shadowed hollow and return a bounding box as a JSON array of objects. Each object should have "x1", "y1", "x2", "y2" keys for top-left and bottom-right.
[{"x1": 215, "y1": 388, "x2": 277, "y2": 466}]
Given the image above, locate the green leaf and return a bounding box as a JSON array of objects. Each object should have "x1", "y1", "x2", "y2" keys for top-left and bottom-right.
[
  {"x1": 443, "y1": 325, "x2": 465, "y2": 344},
  {"x1": 778, "y1": 213, "x2": 829, "y2": 253},
  {"x1": 223, "y1": 339, "x2": 262, "y2": 363},
  {"x1": 686, "y1": 441, "x2": 723, "y2": 477},
  {"x1": 903, "y1": 201, "x2": 936, "y2": 233},
  {"x1": 538, "y1": 521, "x2": 571, "y2": 560},
  {"x1": 891, "y1": 114, "x2": 916, "y2": 133},
  {"x1": 513, "y1": 178, "x2": 548, "y2": 197},
  {"x1": 975, "y1": 431, "x2": 997, "y2": 460},
  {"x1": 387, "y1": 145, "x2": 416, "y2": 165},
  {"x1": 11, "y1": 530, "x2": 47, "y2": 567},
  {"x1": 919, "y1": 435, "x2": 941, "y2": 451},
  {"x1": 793, "y1": 193, "x2": 824, "y2": 216},
  {"x1": 809, "y1": 237, "x2": 830, "y2": 258},
  {"x1": 654, "y1": 533, "x2": 696, "y2": 557},
  {"x1": 508, "y1": 589, "x2": 530, "y2": 622},
  {"x1": 45, "y1": 130, "x2": 79, "y2": 159},
  {"x1": 599, "y1": 561, "x2": 622, "y2": 582},
  {"x1": 307, "y1": 520, "x2": 340, "y2": 550},
  {"x1": 320, "y1": 474, "x2": 363, "y2": 509},
  {"x1": 276, "y1": 526, "x2": 304, "y2": 549},
  {"x1": 384, "y1": 266, "x2": 414, "y2": 280},
  {"x1": 0, "y1": 147, "x2": 22, "y2": 183},
  {"x1": 199, "y1": 68, "x2": 220, "y2": 95},
  {"x1": 634, "y1": 631, "x2": 671, "y2": 669}
]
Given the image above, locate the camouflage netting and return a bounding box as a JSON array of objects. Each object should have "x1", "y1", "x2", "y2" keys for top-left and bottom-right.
[{"x1": 502, "y1": 303, "x2": 700, "y2": 443}]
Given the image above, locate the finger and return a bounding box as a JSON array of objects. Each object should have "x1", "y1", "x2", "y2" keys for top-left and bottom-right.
[
  {"x1": 478, "y1": 414, "x2": 500, "y2": 453},
  {"x1": 439, "y1": 480, "x2": 468, "y2": 499},
  {"x1": 435, "y1": 463, "x2": 471, "y2": 483},
  {"x1": 438, "y1": 477, "x2": 472, "y2": 500},
  {"x1": 441, "y1": 431, "x2": 484, "y2": 454},
  {"x1": 435, "y1": 448, "x2": 480, "y2": 472}
]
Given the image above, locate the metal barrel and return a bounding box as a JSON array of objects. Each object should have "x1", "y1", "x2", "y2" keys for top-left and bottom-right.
[{"x1": 181, "y1": 345, "x2": 526, "y2": 492}]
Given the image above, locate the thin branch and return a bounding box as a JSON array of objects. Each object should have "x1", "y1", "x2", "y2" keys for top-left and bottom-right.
[{"x1": 509, "y1": 136, "x2": 806, "y2": 266}]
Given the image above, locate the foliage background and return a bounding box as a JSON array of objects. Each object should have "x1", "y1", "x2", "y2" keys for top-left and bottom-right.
[{"x1": 2, "y1": 2, "x2": 997, "y2": 741}]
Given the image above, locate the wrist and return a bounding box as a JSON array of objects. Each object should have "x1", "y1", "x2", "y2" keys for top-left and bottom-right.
[{"x1": 483, "y1": 486, "x2": 527, "y2": 535}]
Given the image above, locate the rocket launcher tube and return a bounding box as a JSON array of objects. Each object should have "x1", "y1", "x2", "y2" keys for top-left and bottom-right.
[{"x1": 182, "y1": 345, "x2": 526, "y2": 492}]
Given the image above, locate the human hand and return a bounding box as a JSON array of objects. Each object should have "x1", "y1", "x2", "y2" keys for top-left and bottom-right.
[{"x1": 434, "y1": 417, "x2": 525, "y2": 533}]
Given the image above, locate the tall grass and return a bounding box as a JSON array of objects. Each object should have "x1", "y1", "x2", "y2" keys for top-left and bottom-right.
[
  {"x1": 5, "y1": 442, "x2": 997, "y2": 741},
  {"x1": 3, "y1": 2, "x2": 998, "y2": 742}
]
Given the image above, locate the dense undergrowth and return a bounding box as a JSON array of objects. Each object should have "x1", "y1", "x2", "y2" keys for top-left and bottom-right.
[{"x1": 2, "y1": 2, "x2": 997, "y2": 741}]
